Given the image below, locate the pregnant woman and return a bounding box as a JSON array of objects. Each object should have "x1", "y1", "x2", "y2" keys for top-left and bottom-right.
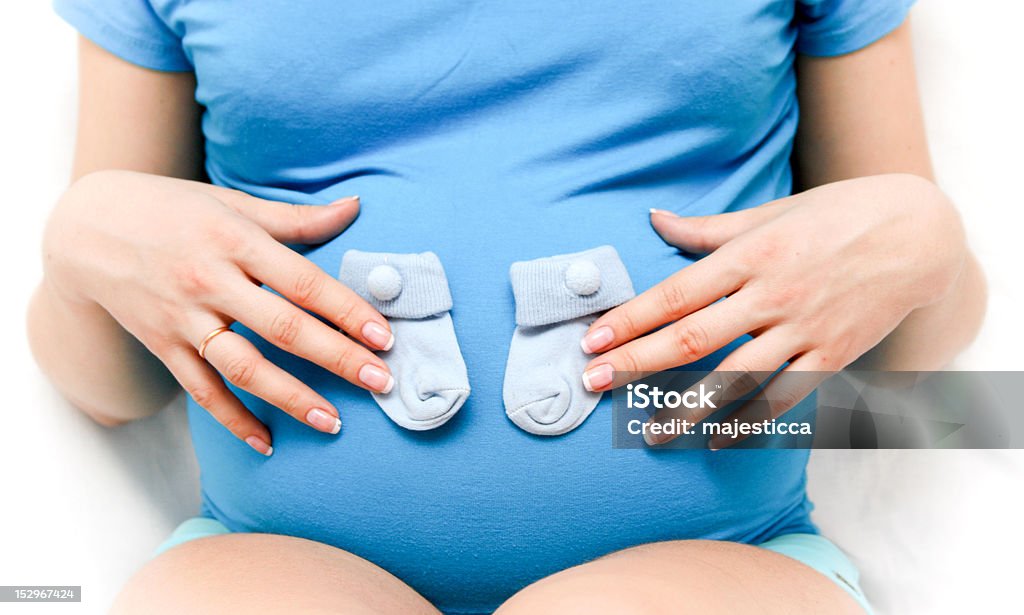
[{"x1": 29, "y1": 1, "x2": 985, "y2": 613}]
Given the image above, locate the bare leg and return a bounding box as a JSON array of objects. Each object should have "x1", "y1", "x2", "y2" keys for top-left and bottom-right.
[
  {"x1": 112, "y1": 533, "x2": 440, "y2": 615},
  {"x1": 496, "y1": 540, "x2": 863, "y2": 615}
]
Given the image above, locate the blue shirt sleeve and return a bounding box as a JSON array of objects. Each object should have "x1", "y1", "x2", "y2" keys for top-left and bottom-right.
[
  {"x1": 53, "y1": 0, "x2": 190, "y2": 71},
  {"x1": 796, "y1": 0, "x2": 916, "y2": 57}
]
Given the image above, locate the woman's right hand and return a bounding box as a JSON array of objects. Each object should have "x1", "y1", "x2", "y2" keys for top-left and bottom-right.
[{"x1": 42, "y1": 170, "x2": 395, "y2": 455}]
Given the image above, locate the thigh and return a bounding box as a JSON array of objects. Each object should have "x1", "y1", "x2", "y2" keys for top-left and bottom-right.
[
  {"x1": 112, "y1": 533, "x2": 441, "y2": 615},
  {"x1": 496, "y1": 539, "x2": 863, "y2": 615}
]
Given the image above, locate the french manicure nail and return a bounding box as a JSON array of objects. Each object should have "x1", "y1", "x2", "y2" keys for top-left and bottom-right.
[
  {"x1": 245, "y1": 435, "x2": 273, "y2": 456},
  {"x1": 649, "y1": 208, "x2": 677, "y2": 217},
  {"x1": 582, "y1": 364, "x2": 615, "y2": 392},
  {"x1": 359, "y1": 364, "x2": 394, "y2": 394},
  {"x1": 330, "y1": 195, "x2": 360, "y2": 205},
  {"x1": 580, "y1": 326, "x2": 614, "y2": 354},
  {"x1": 307, "y1": 408, "x2": 342, "y2": 434},
  {"x1": 362, "y1": 322, "x2": 395, "y2": 351}
]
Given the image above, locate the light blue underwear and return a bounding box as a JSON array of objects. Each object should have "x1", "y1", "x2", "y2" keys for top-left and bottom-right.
[
  {"x1": 156, "y1": 519, "x2": 872, "y2": 614},
  {"x1": 759, "y1": 532, "x2": 873, "y2": 614}
]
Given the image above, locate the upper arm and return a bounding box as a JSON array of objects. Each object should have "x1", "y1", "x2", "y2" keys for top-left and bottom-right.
[
  {"x1": 72, "y1": 36, "x2": 203, "y2": 181},
  {"x1": 793, "y1": 20, "x2": 934, "y2": 190}
]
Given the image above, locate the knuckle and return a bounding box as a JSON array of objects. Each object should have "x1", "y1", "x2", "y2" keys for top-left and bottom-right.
[
  {"x1": 330, "y1": 344, "x2": 356, "y2": 376},
  {"x1": 672, "y1": 322, "x2": 708, "y2": 360},
  {"x1": 689, "y1": 219, "x2": 718, "y2": 252},
  {"x1": 280, "y1": 389, "x2": 305, "y2": 416},
  {"x1": 269, "y1": 310, "x2": 303, "y2": 347},
  {"x1": 764, "y1": 284, "x2": 803, "y2": 313},
  {"x1": 729, "y1": 371, "x2": 762, "y2": 397},
  {"x1": 288, "y1": 205, "x2": 315, "y2": 240},
  {"x1": 719, "y1": 356, "x2": 752, "y2": 374},
  {"x1": 332, "y1": 300, "x2": 359, "y2": 328},
  {"x1": 768, "y1": 389, "x2": 802, "y2": 417},
  {"x1": 201, "y1": 221, "x2": 248, "y2": 254},
  {"x1": 745, "y1": 238, "x2": 782, "y2": 265},
  {"x1": 186, "y1": 384, "x2": 219, "y2": 409},
  {"x1": 712, "y1": 244, "x2": 751, "y2": 284},
  {"x1": 141, "y1": 327, "x2": 177, "y2": 354},
  {"x1": 219, "y1": 414, "x2": 249, "y2": 436},
  {"x1": 292, "y1": 269, "x2": 325, "y2": 305},
  {"x1": 171, "y1": 261, "x2": 217, "y2": 298},
  {"x1": 615, "y1": 308, "x2": 640, "y2": 338},
  {"x1": 721, "y1": 367, "x2": 760, "y2": 393},
  {"x1": 656, "y1": 283, "x2": 691, "y2": 317},
  {"x1": 222, "y1": 355, "x2": 258, "y2": 387},
  {"x1": 231, "y1": 231, "x2": 259, "y2": 265},
  {"x1": 691, "y1": 215, "x2": 715, "y2": 236},
  {"x1": 785, "y1": 323, "x2": 817, "y2": 350},
  {"x1": 615, "y1": 349, "x2": 641, "y2": 376}
]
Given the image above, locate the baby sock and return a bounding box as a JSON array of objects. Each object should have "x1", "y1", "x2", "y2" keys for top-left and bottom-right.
[
  {"x1": 339, "y1": 250, "x2": 470, "y2": 430},
  {"x1": 504, "y1": 246, "x2": 635, "y2": 436}
]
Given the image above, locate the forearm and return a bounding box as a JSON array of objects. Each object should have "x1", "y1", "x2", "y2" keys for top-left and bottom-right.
[
  {"x1": 852, "y1": 251, "x2": 986, "y2": 371},
  {"x1": 29, "y1": 39, "x2": 205, "y2": 424}
]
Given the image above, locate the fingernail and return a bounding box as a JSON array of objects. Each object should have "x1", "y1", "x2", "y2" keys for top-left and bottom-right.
[
  {"x1": 362, "y1": 322, "x2": 394, "y2": 351},
  {"x1": 359, "y1": 364, "x2": 394, "y2": 394},
  {"x1": 580, "y1": 326, "x2": 614, "y2": 354},
  {"x1": 708, "y1": 441, "x2": 721, "y2": 452},
  {"x1": 245, "y1": 436, "x2": 273, "y2": 456},
  {"x1": 649, "y1": 208, "x2": 677, "y2": 217},
  {"x1": 307, "y1": 408, "x2": 341, "y2": 434},
  {"x1": 582, "y1": 364, "x2": 614, "y2": 392},
  {"x1": 330, "y1": 195, "x2": 360, "y2": 205}
]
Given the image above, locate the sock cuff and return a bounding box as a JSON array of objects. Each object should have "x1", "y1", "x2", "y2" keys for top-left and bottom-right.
[
  {"x1": 509, "y1": 245, "x2": 635, "y2": 327},
  {"x1": 339, "y1": 250, "x2": 453, "y2": 319}
]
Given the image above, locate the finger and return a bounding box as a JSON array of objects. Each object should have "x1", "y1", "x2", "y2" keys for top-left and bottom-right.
[
  {"x1": 225, "y1": 283, "x2": 394, "y2": 393},
  {"x1": 583, "y1": 294, "x2": 765, "y2": 393},
  {"x1": 199, "y1": 327, "x2": 343, "y2": 435},
  {"x1": 649, "y1": 200, "x2": 790, "y2": 253},
  {"x1": 238, "y1": 239, "x2": 394, "y2": 351},
  {"x1": 581, "y1": 252, "x2": 746, "y2": 355},
  {"x1": 707, "y1": 351, "x2": 832, "y2": 451},
  {"x1": 163, "y1": 346, "x2": 274, "y2": 456},
  {"x1": 197, "y1": 182, "x2": 361, "y2": 244},
  {"x1": 644, "y1": 326, "x2": 807, "y2": 445}
]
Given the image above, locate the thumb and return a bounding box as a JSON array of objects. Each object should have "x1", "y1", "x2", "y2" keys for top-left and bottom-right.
[
  {"x1": 215, "y1": 189, "x2": 361, "y2": 244},
  {"x1": 649, "y1": 201, "x2": 788, "y2": 253}
]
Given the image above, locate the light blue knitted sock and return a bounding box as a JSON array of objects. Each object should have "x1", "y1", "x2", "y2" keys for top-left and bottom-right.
[
  {"x1": 504, "y1": 246, "x2": 635, "y2": 436},
  {"x1": 339, "y1": 250, "x2": 469, "y2": 430}
]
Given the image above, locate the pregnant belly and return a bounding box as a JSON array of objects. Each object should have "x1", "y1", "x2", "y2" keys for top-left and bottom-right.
[{"x1": 187, "y1": 172, "x2": 814, "y2": 610}]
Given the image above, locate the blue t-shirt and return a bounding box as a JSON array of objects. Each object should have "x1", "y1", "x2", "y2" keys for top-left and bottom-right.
[{"x1": 56, "y1": 1, "x2": 912, "y2": 611}]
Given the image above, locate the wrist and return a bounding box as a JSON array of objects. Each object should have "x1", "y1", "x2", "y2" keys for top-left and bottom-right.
[
  {"x1": 885, "y1": 173, "x2": 967, "y2": 308},
  {"x1": 36, "y1": 273, "x2": 107, "y2": 328},
  {"x1": 40, "y1": 171, "x2": 119, "y2": 305}
]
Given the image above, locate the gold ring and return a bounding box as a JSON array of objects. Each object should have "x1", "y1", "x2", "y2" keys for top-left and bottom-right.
[{"x1": 198, "y1": 326, "x2": 232, "y2": 359}]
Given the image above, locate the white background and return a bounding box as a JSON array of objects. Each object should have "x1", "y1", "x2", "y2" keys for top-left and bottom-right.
[{"x1": 1, "y1": 2, "x2": 1022, "y2": 613}]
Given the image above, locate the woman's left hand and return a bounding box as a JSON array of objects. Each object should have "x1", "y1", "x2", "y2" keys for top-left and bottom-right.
[{"x1": 579, "y1": 174, "x2": 967, "y2": 446}]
